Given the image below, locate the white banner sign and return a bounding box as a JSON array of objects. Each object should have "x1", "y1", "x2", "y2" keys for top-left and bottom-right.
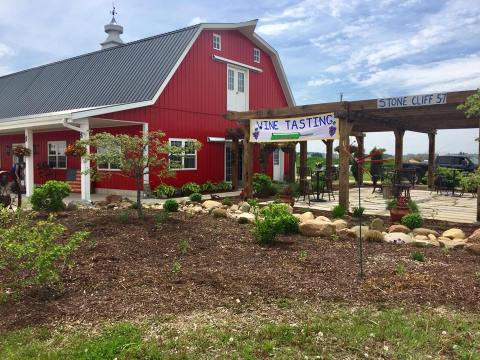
[
  {"x1": 377, "y1": 93, "x2": 447, "y2": 109},
  {"x1": 250, "y1": 113, "x2": 338, "y2": 143}
]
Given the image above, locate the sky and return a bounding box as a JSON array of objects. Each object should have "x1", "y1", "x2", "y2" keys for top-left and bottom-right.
[{"x1": 0, "y1": 0, "x2": 479, "y2": 155}]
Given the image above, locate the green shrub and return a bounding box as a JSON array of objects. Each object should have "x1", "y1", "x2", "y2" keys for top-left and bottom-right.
[
  {"x1": 117, "y1": 211, "x2": 130, "y2": 223},
  {"x1": 247, "y1": 198, "x2": 259, "y2": 208},
  {"x1": 331, "y1": 204, "x2": 346, "y2": 218},
  {"x1": 181, "y1": 182, "x2": 201, "y2": 195},
  {"x1": 411, "y1": 251, "x2": 425, "y2": 262},
  {"x1": 163, "y1": 199, "x2": 179, "y2": 212},
  {"x1": 222, "y1": 197, "x2": 233, "y2": 206},
  {"x1": 154, "y1": 211, "x2": 169, "y2": 226},
  {"x1": 352, "y1": 206, "x2": 365, "y2": 218},
  {"x1": 0, "y1": 209, "x2": 88, "y2": 297},
  {"x1": 364, "y1": 229, "x2": 384, "y2": 242},
  {"x1": 401, "y1": 212, "x2": 424, "y2": 229},
  {"x1": 30, "y1": 180, "x2": 71, "y2": 212},
  {"x1": 253, "y1": 203, "x2": 299, "y2": 244},
  {"x1": 216, "y1": 181, "x2": 232, "y2": 192},
  {"x1": 189, "y1": 192, "x2": 202, "y2": 202},
  {"x1": 153, "y1": 184, "x2": 177, "y2": 198},
  {"x1": 252, "y1": 173, "x2": 277, "y2": 197},
  {"x1": 201, "y1": 181, "x2": 216, "y2": 193}
]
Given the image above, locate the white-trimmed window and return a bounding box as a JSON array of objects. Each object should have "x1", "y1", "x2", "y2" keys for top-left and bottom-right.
[
  {"x1": 213, "y1": 33, "x2": 221, "y2": 50},
  {"x1": 227, "y1": 68, "x2": 235, "y2": 90},
  {"x1": 169, "y1": 139, "x2": 197, "y2": 170},
  {"x1": 253, "y1": 48, "x2": 260, "y2": 63},
  {"x1": 48, "y1": 141, "x2": 67, "y2": 169},
  {"x1": 97, "y1": 146, "x2": 121, "y2": 171}
]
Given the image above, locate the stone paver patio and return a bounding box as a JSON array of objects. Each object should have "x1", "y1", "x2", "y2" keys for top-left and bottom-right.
[{"x1": 295, "y1": 187, "x2": 478, "y2": 224}]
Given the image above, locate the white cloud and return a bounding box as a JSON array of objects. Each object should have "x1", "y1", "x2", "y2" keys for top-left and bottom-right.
[
  {"x1": 307, "y1": 77, "x2": 341, "y2": 87},
  {"x1": 257, "y1": 19, "x2": 308, "y2": 36},
  {"x1": 188, "y1": 16, "x2": 206, "y2": 26},
  {"x1": 351, "y1": 55, "x2": 480, "y2": 94},
  {"x1": 0, "y1": 43, "x2": 14, "y2": 58}
]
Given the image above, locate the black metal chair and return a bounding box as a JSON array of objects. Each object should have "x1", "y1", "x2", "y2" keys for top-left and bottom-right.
[{"x1": 393, "y1": 168, "x2": 416, "y2": 198}]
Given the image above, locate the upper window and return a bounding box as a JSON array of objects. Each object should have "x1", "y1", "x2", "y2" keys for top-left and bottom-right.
[
  {"x1": 97, "y1": 146, "x2": 121, "y2": 171},
  {"x1": 48, "y1": 141, "x2": 67, "y2": 169},
  {"x1": 227, "y1": 69, "x2": 235, "y2": 91},
  {"x1": 253, "y1": 48, "x2": 260, "y2": 63},
  {"x1": 238, "y1": 72, "x2": 245, "y2": 93},
  {"x1": 169, "y1": 139, "x2": 197, "y2": 170},
  {"x1": 213, "y1": 33, "x2": 221, "y2": 50}
]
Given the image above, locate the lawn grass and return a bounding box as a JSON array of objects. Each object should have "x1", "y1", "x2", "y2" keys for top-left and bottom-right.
[{"x1": 1, "y1": 303, "x2": 479, "y2": 359}]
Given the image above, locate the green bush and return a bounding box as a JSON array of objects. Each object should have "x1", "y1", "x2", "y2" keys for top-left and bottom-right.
[
  {"x1": 200, "y1": 181, "x2": 216, "y2": 193},
  {"x1": 352, "y1": 206, "x2": 365, "y2": 218},
  {"x1": 153, "y1": 184, "x2": 177, "y2": 198},
  {"x1": 0, "y1": 209, "x2": 88, "y2": 297},
  {"x1": 189, "y1": 192, "x2": 202, "y2": 202},
  {"x1": 181, "y1": 182, "x2": 201, "y2": 195},
  {"x1": 30, "y1": 180, "x2": 71, "y2": 212},
  {"x1": 222, "y1": 197, "x2": 233, "y2": 206},
  {"x1": 252, "y1": 173, "x2": 277, "y2": 197},
  {"x1": 401, "y1": 212, "x2": 424, "y2": 229},
  {"x1": 216, "y1": 181, "x2": 232, "y2": 192},
  {"x1": 253, "y1": 203, "x2": 299, "y2": 244},
  {"x1": 163, "y1": 199, "x2": 179, "y2": 212},
  {"x1": 411, "y1": 251, "x2": 425, "y2": 262},
  {"x1": 331, "y1": 205, "x2": 346, "y2": 218}
]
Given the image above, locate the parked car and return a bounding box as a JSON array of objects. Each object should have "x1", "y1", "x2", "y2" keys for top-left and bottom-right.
[{"x1": 402, "y1": 155, "x2": 477, "y2": 183}]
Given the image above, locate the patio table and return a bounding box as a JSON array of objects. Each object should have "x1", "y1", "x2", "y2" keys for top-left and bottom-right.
[{"x1": 311, "y1": 168, "x2": 327, "y2": 202}]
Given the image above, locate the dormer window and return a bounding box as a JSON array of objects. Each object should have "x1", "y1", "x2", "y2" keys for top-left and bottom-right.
[
  {"x1": 213, "y1": 33, "x2": 221, "y2": 50},
  {"x1": 253, "y1": 48, "x2": 260, "y2": 63}
]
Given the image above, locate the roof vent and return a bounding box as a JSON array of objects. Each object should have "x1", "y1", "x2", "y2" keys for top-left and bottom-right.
[{"x1": 100, "y1": 5, "x2": 124, "y2": 49}]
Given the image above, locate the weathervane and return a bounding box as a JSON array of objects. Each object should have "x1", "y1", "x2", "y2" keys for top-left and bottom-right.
[{"x1": 111, "y1": 3, "x2": 118, "y2": 17}]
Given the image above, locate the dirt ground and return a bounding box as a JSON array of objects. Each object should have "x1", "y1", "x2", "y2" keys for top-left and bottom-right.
[{"x1": 1, "y1": 208, "x2": 479, "y2": 330}]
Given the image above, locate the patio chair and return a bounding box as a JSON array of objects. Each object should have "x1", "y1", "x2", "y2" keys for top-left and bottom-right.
[
  {"x1": 393, "y1": 168, "x2": 416, "y2": 198},
  {"x1": 321, "y1": 172, "x2": 335, "y2": 202}
]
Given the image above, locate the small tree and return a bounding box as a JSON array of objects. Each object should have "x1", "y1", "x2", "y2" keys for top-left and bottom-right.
[
  {"x1": 78, "y1": 130, "x2": 201, "y2": 217},
  {"x1": 458, "y1": 89, "x2": 480, "y2": 119}
]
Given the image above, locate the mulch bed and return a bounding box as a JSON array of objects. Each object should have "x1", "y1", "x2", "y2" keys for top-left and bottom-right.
[{"x1": 1, "y1": 209, "x2": 479, "y2": 330}]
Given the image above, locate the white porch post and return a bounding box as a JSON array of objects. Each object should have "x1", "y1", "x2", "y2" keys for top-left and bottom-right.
[
  {"x1": 142, "y1": 122, "x2": 150, "y2": 195},
  {"x1": 80, "y1": 122, "x2": 91, "y2": 202},
  {"x1": 24, "y1": 128, "x2": 34, "y2": 197}
]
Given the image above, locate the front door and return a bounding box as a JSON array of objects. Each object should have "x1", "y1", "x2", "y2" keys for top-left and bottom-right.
[
  {"x1": 227, "y1": 65, "x2": 248, "y2": 112},
  {"x1": 273, "y1": 148, "x2": 284, "y2": 182},
  {"x1": 225, "y1": 143, "x2": 243, "y2": 185}
]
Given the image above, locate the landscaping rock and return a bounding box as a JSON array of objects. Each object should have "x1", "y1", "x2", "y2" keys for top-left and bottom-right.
[
  {"x1": 65, "y1": 201, "x2": 79, "y2": 211},
  {"x1": 230, "y1": 204, "x2": 239, "y2": 212},
  {"x1": 411, "y1": 239, "x2": 440, "y2": 247},
  {"x1": 466, "y1": 243, "x2": 480, "y2": 255},
  {"x1": 438, "y1": 238, "x2": 467, "y2": 249},
  {"x1": 202, "y1": 200, "x2": 222, "y2": 211},
  {"x1": 388, "y1": 224, "x2": 410, "y2": 234},
  {"x1": 370, "y1": 218, "x2": 385, "y2": 232},
  {"x1": 239, "y1": 202, "x2": 251, "y2": 213},
  {"x1": 412, "y1": 228, "x2": 440, "y2": 237},
  {"x1": 299, "y1": 211, "x2": 315, "y2": 223},
  {"x1": 467, "y1": 229, "x2": 480, "y2": 243},
  {"x1": 333, "y1": 219, "x2": 348, "y2": 231},
  {"x1": 364, "y1": 229, "x2": 384, "y2": 242},
  {"x1": 212, "y1": 208, "x2": 227, "y2": 218},
  {"x1": 413, "y1": 235, "x2": 429, "y2": 241},
  {"x1": 442, "y1": 228, "x2": 465, "y2": 240},
  {"x1": 315, "y1": 215, "x2": 332, "y2": 223},
  {"x1": 299, "y1": 220, "x2": 336, "y2": 237},
  {"x1": 428, "y1": 234, "x2": 437, "y2": 241},
  {"x1": 350, "y1": 225, "x2": 369, "y2": 238},
  {"x1": 337, "y1": 228, "x2": 357, "y2": 241},
  {"x1": 105, "y1": 194, "x2": 123, "y2": 204},
  {"x1": 238, "y1": 212, "x2": 255, "y2": 224},
  {"x1": 384, "y1": 232, "x2": 413, "y2": 245}
]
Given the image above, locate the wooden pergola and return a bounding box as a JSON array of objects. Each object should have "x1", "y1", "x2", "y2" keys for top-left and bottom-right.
[{"x1": 225, "y1": 89, "x2": 480, "y2": 220}]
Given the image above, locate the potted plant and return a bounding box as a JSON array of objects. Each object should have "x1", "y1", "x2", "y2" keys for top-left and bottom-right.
[
  {"x1": 386, "y1": 196, "x2": 417, "y2": 221},
  {"x1": 65, "y1": 143, "x2": 87, "y2": 157}
]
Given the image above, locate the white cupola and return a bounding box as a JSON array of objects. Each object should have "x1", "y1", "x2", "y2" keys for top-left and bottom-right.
[{"x1": 100, "y1": 6, "x2": 124, "y2": 49}]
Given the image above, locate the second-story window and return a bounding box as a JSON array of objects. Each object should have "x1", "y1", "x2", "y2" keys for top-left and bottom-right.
[
  {"x1": 253, "y1": 48, "x2": 260, "y2": 63},
  {"x1": 213, "y1": 33, "x2": 221, "y2": 50}
]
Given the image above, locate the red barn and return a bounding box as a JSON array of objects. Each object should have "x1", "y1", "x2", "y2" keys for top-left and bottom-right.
[{"x1": 0, "y1": 19, "x2": 294, "y2": 201}]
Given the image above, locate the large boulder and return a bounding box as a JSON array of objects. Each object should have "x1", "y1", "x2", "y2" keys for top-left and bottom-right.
[
  {"x1": 442, "y1": 228, "x2": 465, "y2": 240},
  {"x1": 438, "y1": 238, "x2": 467, "y2": 249},
  {"x1": 315, "y1": 215, "x2": 332, "y2": 223},
  {"x1": 238, "y1": 212, "x2": 255, "y2": 224},
  {"x1": 202, "y1": 200, "x2": 222, "y2": 211},
  {"x1": 467, "y1": 229, "x2": 480, "y2": 243},
  {"x1": 337, "y1": 228, "x2": 357, "y2": 241},
  {"x1": 212, "y1": 208, "x2": 227, "y2": 218},
  {"x1": 333, "y1": 219, "x2": 348, "y2": 231},
  {"x1": 350, "y1": 225, "x2": 369, "y2": 238},
  {"x1": 370, "y1": 218, "x2": 385, "y2": 232},
  {"x1": 239, "y1": 202, "x2": 251, "y2": 213},
  {"x1": 413, "y1": 228, "x2": 440, "y2": 237},
  {"x1": 411, "y1": 239, "x2": 440, "y2": 247},
  {"x1": 299, "y1": 220, "x2": 336, "y2": 237},
  {"x1": 230, "y1": 204, "x2": 239, "y2": 212},
  {"x1": 466, "y1": 243, "x2": 480, "y2": 255},
  {"x1": 384, "y1": 232, "x2": 413, "y2": 244},
  {"x1": 299, "y1": 211, "x2": 315, "y2": 223},
  {"x1": 187, "y1": 205, "x2": 203, "y2": 215},
  {"x1": 388, "y1": 224, "x2": 410, "y2": 234}
]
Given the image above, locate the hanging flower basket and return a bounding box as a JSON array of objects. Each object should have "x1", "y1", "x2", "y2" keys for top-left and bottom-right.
[
  {"x1": 12, "y1": 145, "x2": 31, "y2": 157},
  {"x1": 65, "y1": 143, "x2": 87, "y2": 157}
]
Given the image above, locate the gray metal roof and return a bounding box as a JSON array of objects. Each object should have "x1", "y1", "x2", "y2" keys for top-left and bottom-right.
[{"x1": 0, "y1": 24, "x2": 200, "y2": 121}]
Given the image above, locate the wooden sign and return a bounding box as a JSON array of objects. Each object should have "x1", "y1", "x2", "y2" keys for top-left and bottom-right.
[{"x1": 377, "y1": 93, "x2": 447, "y2": 109}]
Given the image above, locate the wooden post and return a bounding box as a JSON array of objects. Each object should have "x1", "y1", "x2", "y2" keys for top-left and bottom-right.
[
  {"x1": 325, "y1": 139, "x2": 333, "y2": 180},
  {"x1": 231, "y1": 138, "x2": 239, "y2": 190},
  {"x1": 243, "y1": 124, "x2": 253, "y2": 198},
  {"x1": 355, "y1": 134, "x2": 365, "y2": 186},
  {"x1": 300, "y1": 141, "x2": 308, "y2": 193},
  {"x1": 427, "y1": 132, "x2": 435, "y2": 189},
  {"x1": 288, "y1": 144, "x2": 296, "y2": 182},
  {"x1": 394, "y1": 129, "x2": 405, "y2": 170},
  {"x1": 338, "y1": 116, "x2": 352, "y2": 209}
]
